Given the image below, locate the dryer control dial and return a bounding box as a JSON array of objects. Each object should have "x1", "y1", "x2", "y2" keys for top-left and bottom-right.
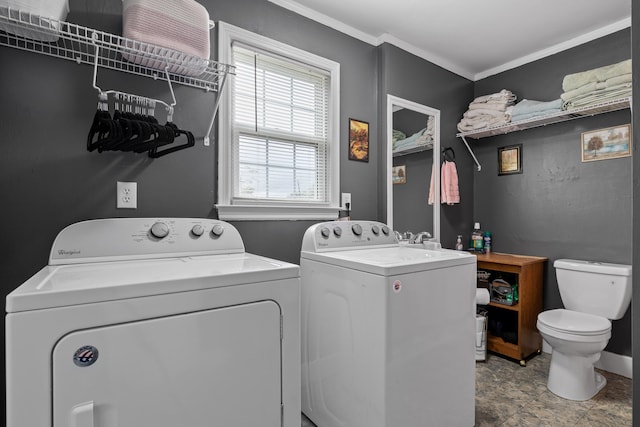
[
  {"x1": 191, "y1": 224, "x2": 204, "y2": 237},
  {"x1": 211, "y1": 224, "x2": 225, "y2": 237},
  {"x1": 371, "y1": 225, "x2": 380, "y2": 235},
  {"x1": 351, "y1": 224, "x2": 363, "y2": 236},
  {"x1": 150, "y1": 222, "x2": 170, "y2": 239},
  {"x1": 320, "y1": 227, "x2": 331, "y2": 238},
  {"x1": 333, "y1": 227, "x2": 342, "y2": 237},
  {"x1": 381, "y1": 225, "x2": 390, "y2": 236}
]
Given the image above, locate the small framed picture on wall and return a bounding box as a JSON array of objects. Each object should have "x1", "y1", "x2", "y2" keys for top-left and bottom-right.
[
  {"x1": 349, "y1": 118, "x2": 369, "y2": 162},
  {"x1": 498, "y1": 144, "x2": 522, "y2": 175},
  {"x1": 392, "y1": 165, "x2": 406, "y2": 184}
]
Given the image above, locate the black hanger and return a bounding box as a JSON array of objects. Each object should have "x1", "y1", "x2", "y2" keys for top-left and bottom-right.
[
  {"x1": 148, "y1": 122, "x2": 195, "y2": 158},
  {"x1": 87, "y1": 92, "x2": 195, "y2": 158}
]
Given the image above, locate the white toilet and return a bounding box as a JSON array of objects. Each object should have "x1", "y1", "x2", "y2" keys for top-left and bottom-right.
[{"x1": 536, "y1": 259, "x2": 632, "y2": 401}]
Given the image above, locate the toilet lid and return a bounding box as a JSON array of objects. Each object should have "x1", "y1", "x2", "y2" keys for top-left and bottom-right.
[{"x1": 538, "y1": 309, "x2": 611, "y2": 336}]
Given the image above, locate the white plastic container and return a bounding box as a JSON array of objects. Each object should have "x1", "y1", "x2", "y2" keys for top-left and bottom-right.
[
  {"x1": 122, "y1": 0, "x2": 213, "y2": 76},
  {"x1": 0, "y1": 0, "x2": 69, "y2": 42},
  {"x1": 476, "y1": 313, "x2": 487, "y2": 361}
]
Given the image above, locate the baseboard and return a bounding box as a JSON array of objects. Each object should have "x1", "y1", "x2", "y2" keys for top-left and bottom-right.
[
  {"x1": 542, "y1": 340, "x2": 632, "y2": 379},
  {"x1": 595, "y1": 350, "x2": 632, "y2": 379}
]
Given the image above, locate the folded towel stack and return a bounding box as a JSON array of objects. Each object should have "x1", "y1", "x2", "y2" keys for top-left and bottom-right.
[
  {"x1": 561, "y1": 59, "x2": 632, "y2": 110},
  {"x1": 510, "y1": 98, "x2": 563, "y2": 122},
  {"x1": 393, "y1": 115, "x2": 435, "y2": 154},
  {"x1": 457, "y1": 89, "x2": 516, "y2": 133}
]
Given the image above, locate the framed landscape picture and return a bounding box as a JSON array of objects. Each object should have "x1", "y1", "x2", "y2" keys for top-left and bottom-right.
[
  {"x1": 392, "y1": 165, "x2": 406, "y2": 184},
  {"x1": 581, "y1": 124, "x2": 631, "y2": 162}
]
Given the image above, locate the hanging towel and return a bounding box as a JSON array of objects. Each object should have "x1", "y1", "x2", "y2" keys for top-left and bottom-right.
[
  {"x1": 430, "y1": 161, "x2": 460, "y2": 205},
  {"x1": 441, "y1": 160, "x2": 460, "y2": 205}
]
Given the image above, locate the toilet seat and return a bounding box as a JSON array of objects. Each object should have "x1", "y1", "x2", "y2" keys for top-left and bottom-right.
[{"x1": 538, "y1": 309, "x2": 611, "y2": 342}]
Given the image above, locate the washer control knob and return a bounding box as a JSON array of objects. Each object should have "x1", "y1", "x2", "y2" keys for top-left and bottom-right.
[
  {"x1": 150, "y1": 222, "x2": 170, "y2": 239},
  {"x1": 211, "y1": 224, "x2": 225, "y2": 237},
  {"x1": 320, "y1": 227, "x2": 331, "y2": 238},
  {"x1": 371, "y1": 225, "x2": 380, "y2": 235},
  {"x1": 191, "y1": 224, "x2": 204, "y2": 237},
  {"x1": 333, "y1": 227, "x2": 342, "y2": 237},
  {"x1": 381, "y1": 225, "x2": 390, "y2": 235},
  {"x1": 352, "y1": 224, "x2": 363, "y2": 236}
]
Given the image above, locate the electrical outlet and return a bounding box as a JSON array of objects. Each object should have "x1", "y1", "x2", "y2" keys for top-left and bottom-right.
[
  {"x1": 117, "y1": 181, "x2": 137, "y2": 209},
  {"x1": 341, "y1": 192, "x2": 352, "y2": 209}
]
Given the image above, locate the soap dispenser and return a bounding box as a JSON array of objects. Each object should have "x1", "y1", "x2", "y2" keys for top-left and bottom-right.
[{"x1": 455, "y1": 235, "x2": 464, "y2": 251}]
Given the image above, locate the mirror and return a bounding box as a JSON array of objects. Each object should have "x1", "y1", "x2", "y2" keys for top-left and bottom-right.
[{"x1": 386, "y1": 94, "x2": 440, "y2": 241}]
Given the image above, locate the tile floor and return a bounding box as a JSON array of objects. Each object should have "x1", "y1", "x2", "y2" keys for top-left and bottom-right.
[{"x1": 301, "y1": 352, "x2": 632, "y2": 426}]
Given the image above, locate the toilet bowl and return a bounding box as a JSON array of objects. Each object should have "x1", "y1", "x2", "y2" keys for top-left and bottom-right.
[
  {"x1": 537, "y1": 309, "x2": 611, "y2": 400},
  {"x1": 536, "y1": 259, "x2": 631, "y2": 401}
]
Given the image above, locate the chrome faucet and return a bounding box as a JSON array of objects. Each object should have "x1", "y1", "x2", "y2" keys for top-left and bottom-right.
[
  {"x1": 394, "y1": 231, "x2": 415, "y2": 241},
  {"x1": 410, "y1": 231, "x2": 432, "y2": 244}
]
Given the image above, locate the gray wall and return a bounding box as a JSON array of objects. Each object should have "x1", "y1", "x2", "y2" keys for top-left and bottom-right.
[
  {"x1": 377, "y1": 43, "x2": 475, "y2": 248},
  {"x1": 473, "y1": 29, "x2": 632, "y2": 356},
  {"x1": 631, "y1": 2, "x2": 639, "y2": 423},
  {"x1": 0, "y1": 0, "x2": 381, "y2": 416}
]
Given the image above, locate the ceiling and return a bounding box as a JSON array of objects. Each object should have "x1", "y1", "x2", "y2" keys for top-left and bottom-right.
[{"x1": 269, "y1": 0, "x2": 631, "y2": 81}]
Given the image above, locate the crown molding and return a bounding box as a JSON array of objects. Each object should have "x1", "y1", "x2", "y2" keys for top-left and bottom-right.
[{"x1": 270, "y1": 1, "x2": 631, "y2": 82}]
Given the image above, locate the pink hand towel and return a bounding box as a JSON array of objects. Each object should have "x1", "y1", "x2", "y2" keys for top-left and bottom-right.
[{"x1": 441, "y1": 160, "x2": 460, "y2": 205}]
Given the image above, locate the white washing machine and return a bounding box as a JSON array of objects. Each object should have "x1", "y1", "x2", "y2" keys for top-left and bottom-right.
[
  {"x1": 300, "y1": 221, "x2": 476, "y2": 427},
  {"x1": 6, "y1": 218, "x2": 300, "y2": 427}
]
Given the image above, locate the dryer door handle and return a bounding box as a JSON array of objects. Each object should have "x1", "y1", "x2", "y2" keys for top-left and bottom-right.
[{"x1": 70, "y1": 401, "x2": 94, "y2": 427}]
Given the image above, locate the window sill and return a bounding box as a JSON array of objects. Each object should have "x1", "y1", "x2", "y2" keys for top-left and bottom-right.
[{"x1": 216, "y1": 204, "x2": 340, "y2": 221}]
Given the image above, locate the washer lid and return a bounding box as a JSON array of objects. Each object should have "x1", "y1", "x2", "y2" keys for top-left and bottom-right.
[
  {"x1": 301, "y1": 246, "x2": 476, "y2": 275},
  {"x1": 538, "y1": 309, "x2": 611, "y2": 335},
  {"x1": 7, "y1": 253, "x2": 299, "y2": 313}
]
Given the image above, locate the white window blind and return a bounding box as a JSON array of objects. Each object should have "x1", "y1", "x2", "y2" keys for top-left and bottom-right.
[
  {"x1": 232, "y1": 44, "x2": 330, "y2": 203},
  {"x1": 217, "y1": 22, "x2": 340, "y2": 220}
]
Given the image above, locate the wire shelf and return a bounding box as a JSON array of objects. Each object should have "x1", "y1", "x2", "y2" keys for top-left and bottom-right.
[
  {"x1": 0, "y1": 7, "x2": 235, "y2": 92},
  {"x1": 457, "y1": 97, "x2": 631, "y2": 140}
]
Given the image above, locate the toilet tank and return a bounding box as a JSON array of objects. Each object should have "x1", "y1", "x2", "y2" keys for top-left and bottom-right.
[{"x1": 554, "y1": 259, "x2": 632, "y2": 320}]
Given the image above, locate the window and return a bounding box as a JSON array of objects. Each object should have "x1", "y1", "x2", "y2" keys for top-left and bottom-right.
[{"x1": 217, "y1": 23, "x2": 340, "y2": 220}]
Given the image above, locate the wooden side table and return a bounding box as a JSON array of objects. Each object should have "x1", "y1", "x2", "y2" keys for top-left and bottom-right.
[{"x1": 475, "y1": 252, "x2": 547, "y2": 366}]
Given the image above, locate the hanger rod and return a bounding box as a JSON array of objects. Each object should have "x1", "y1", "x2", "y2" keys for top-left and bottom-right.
[{"x1": 91, "y1": 42, "x2": 176, "y2": 118}]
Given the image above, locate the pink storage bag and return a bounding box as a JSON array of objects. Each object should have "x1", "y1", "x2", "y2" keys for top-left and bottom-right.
[{"x1": 122, "y1": 0, "x2": 213, "y2": 76}]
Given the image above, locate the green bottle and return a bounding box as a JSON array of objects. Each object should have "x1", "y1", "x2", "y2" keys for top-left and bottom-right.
[{"x1": 472, "y1": 222, "x2": 484, "y2": 252}]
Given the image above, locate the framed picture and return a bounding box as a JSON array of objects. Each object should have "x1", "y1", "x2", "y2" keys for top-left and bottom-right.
[
  {"x1": 581, "y1": 124, "x2": 631, "y2": 162},
  {"x1": 498, "y1": 144, "x2": 522, "y2": 175},
  {"x1": 349, "y1": 118, "x2": 369, "y2": 162},
  {"x1": 392, "y1": 165, "x2": 406, "y2": 184}
]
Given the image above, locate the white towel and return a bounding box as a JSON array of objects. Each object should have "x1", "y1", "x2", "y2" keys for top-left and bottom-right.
[
  {"x1": 472, "y1": 89, "x2": 517, "y2": 104},
  {"x1": 562, "y1": 59, "x2": 632, "y2": 92}
]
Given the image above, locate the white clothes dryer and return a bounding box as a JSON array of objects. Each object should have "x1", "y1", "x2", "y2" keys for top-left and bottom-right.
[
  {"x1": 6, "y1": 218, "x2": 300, "y2": 427},
  {"x1": 300, "y1": 221, "x2": 476, "y2": 427}
]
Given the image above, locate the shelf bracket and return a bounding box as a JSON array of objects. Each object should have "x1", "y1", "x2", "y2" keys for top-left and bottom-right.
[
  {"x1": 203, "y1": 70, "x2": 230, "y2": 147},
  {"x1": 459, "y1": 135, "x2": 482, "y2": 171}
]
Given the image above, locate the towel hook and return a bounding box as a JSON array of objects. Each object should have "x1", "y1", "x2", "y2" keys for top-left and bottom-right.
[{"x1": 442, "y1": 147, "x2": 456, "y2": 162}]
